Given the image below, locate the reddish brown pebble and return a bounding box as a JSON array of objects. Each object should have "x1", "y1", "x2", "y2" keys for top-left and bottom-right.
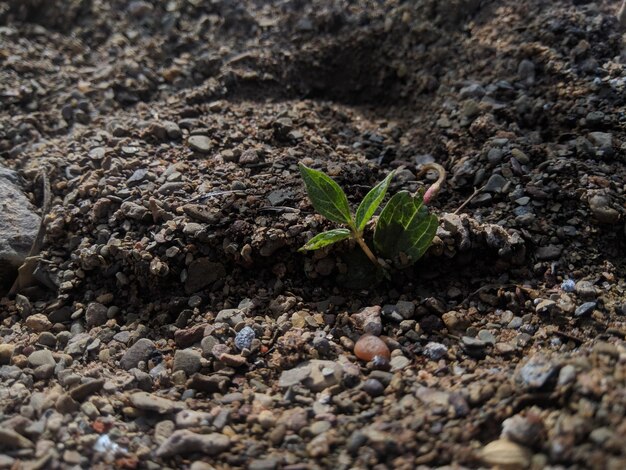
[{"x1": 354, "y1": 334, "x2": 390, "y2": 361}]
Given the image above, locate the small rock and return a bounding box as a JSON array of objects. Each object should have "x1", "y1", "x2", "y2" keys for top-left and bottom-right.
[
  {"x1": 354, "y1": 335, "x2": 391, "y2": 362},
  {"x1": 0, "y1": 344, "x2": 14, "y2": 365},
  {"x1": 574, "y1": 301, "x2": 596, "y2": 317},
  {"x1": 589, "y1": 194, "x2": 620, "y2": 224},
  {"x1": 575, "y1": 280, "x2": 597, "y2": 299},
  {"x1": 483, "y1": 174, "x2": 507, "y2": 193},
  {"x1": 234, "y1": 326, "x2": 255, "y2": 351},
  {"x1": 351, "y1": 306, "x2": 382, "y2": 336},
  {"x1": 0, "y1": 428, "x2": 34, "y2": 449},
  {"x1": 389, "y1": 355, "x2": 410, "y2": 371},
  {"x1": 55, "y1": 393, "x2": 80, "y2": 414},
  {"x1": 28, "y1": 349, "x2": 56, "y2": 368},
  {"x1": 423, "y1": 342, "x2": 448, "y2": 360},
  {"x1": 69, "y1": 378, "x2": 105, "y2": 401},
  {"x1": 561, "y1": 279, "x2": 575, "y2": 292},
  {"x1": 535, "y1": 299, "x2": 556, "y2": 314},
  {"x1": 362, "y1": 378, "x2": 384, "y2": 396},
  {"x1": 501, "y1": 414, "x2": 545, "y2": 446},
  {"x1": 130, "y1": 392, "x2": 185, "y2": 414},
  {"x1": 535, "y1": 245, "x2": 562, "y2": 261},
  {"x1": 120, "y1": 339, "x2": 156, "y2": 370},
  {"x1": 173, "y1": 349, "x2": 202, "y2": 375},
  {"x1": 188, "y1": 135, "x2": 212, "y2": 154},
  {"x1": 481, "y1": 439, "x2": 531, "y2": 469},
  {"x1": 516, "y1": 354, "x2": 559, "y2": 389},
  {"x1": 85, "y1": 302, "x2": 108, "y2": 328},
  {"x1": 25, "y1": 314, "x2": 52, "y2": 332},
  {"x1": 278, "y1": 360, "x2": 343, "y2": 392},
  {"x1": 156, "y1": 430, "x2": 229, "y2": 457}
]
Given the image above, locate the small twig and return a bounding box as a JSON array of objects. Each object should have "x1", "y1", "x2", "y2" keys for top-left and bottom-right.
[{"x1": 454, "y1": 184, "x2": 486, "y2": 215}]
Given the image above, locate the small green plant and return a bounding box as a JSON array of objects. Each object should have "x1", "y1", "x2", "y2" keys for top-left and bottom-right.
[{"x1": 298, "y1": 163, "x2": 440, "y2": 273}]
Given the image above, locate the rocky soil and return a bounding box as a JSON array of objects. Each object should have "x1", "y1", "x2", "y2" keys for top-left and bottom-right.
[{"x1": 1, "y1": 0, "x2": 626, "y2": 468}]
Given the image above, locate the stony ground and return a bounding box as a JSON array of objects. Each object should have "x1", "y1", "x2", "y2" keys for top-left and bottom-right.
[{"x1": 1, "y1": 0, "x2": 626, "y2": 469}]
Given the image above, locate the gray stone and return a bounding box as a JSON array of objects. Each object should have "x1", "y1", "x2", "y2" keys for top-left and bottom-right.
[
  {"x1": 200, "y1": 336, "x2": 219, "y2": 357},
  {"x1": 351, "y1": 306, "x2": 382, "y2": 336},
  {"x1": 588, "y1": 132, "x2": 612, "y2": 149},
  {"x1": 423, "y1": 342, "x2": 447, "y2": 360},
  {"x1": 69, "y1": 378, "x2": 105, "y2": 401},
  {"x1": 188, "y1": 135, "x2": 212, "y2": 153},
  {"x1": 28, "y1": 349, "x2": 56, "y2": 368},
  {"x1": 173, "y1": 349, "x2": 201, "y2": 375},
  {"x1": 574, "y1": 302, "x2": 596, "y2": 317},
  {"x1": 0, "y1": 167, "x2": 41, "y2": 288},
  {"x1": 214, "y1": 308, "x2": 245, "y2": 327},
  {"x1": 156, "y1": 430, "x2": 229, "y2": 457},
  {"x1": 120, "y1": 338, "x2": 156, "y2": 370},
  {"x1": 516, "y1": 354, "x2": 559, "y2": 389},
  {"x1": 85, "y1": 302, "x2": 108, "y2": 328},
  {"x1": 588, "y1": 194, "x2": 620, "y2": 224},
  {"x1": 130, "y1": 391, "x2": 185, "y2": 414},
  {"x1": 483, "y1": 174, "x2": 507, "y2": 193},
  {"x1": 279, "y1": 360, "x2": 343, "y2": 392},
  {"x1": 535, "y1": 245, "x2": 562, "y2": 261},
  {"x1": 575, "y1": 280, "x2": 597, "y2": 299}
]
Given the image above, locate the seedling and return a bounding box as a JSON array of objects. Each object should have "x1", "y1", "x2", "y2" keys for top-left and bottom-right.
[{"x1": 298, "y1": 163, "x2": 440, "y2": 273}]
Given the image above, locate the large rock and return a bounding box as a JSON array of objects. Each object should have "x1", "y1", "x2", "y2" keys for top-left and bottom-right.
[{"x1": 0, "y1": 167, "x2": 41, "y2": 290}]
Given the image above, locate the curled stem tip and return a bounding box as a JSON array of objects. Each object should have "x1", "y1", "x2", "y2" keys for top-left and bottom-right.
[{"x1": 416, "y1": 162, "x2": 446, "y2": 204}]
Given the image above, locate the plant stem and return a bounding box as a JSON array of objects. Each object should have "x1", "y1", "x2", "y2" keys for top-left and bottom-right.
[
  {"x1": 353, "y1": 232, "x2": 382, "y2": 269},
  {"x1": 416, "y1": 162, "x2": 446, "y2": 204}
]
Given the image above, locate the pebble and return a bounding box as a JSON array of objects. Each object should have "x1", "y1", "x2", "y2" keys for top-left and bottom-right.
[
  {"x1": 516, "y1": 354, "x2": 559, "y2": 389},
  {"x1": 575, "y1": 280, "x2": 597, "y2": 299},
  {"x1": 588, "y1": 194, "x2": 620, "y2": 224},
  {"x1": 389, "y1": 355, "x2": 410, "y2": 371},
  {"x1": 156, "y1": 430, "x2": 229, "y2": 457},
  {"x1": 362, "y1": 378, "x2": 385, "y2": 396},
  {"x1": 28, "y1": 349, "x2": 56, "y2": 368},
  {"x1": 535, "y1": 245, "x2": 563, "y2": 261},
  {"x1": 188, "y1": 135, "x2": 212, "y2": 153},
  {"x1": 0, "y1": 344, "x2": 14, "y2": 365},
  {"x1": 354, "y1": 335, "x2": 391, "y2": 361},
  {"x1": 130, "y1": 392, "x2": 186, "y2": 414},
  {"x1": 85, "y1": 302, "x2": 108, "y2": 327},
  {"x1": 483, "y1": 174, "x2": 507, "y2": 193},
  {"x1": 561, "y1": 279, "x2": 575, "y2": 292},
  {"x1": 69, "y1": 378, "x2": 105, "y2": 401},
  {"x1": 25, "y1": 314, "x2": 52, "y2": 332},
  {"x1": 173, "y1": 349, "x2": 202, "y2": 375},
  {"x1": 278, "y1": 360, "x2": 343, "y2": 392},
  {"x1": 120, "y1": 338, "x2": 156, "y2": 370},
  {"x1": 574, "y1": 302, "x2": 596, "y2": 317},
  {"x1": 234, "y1": 326, "x2": 255, "y2": 350},
  {"x1": 215, "y1": 308, "x2": 245, "y2": 327},
  {"x1": 351, "y1": 306, "x2": 382, "y2": 336},
  {"x1": 501, "y1": 414, "x2": 544, "y2": 446},
  {"x1": 0, "y1": 428, "x2": 34, "y2": 449},
  {"x1": 423, "y1": 342, "x2": 448, "y2": 360}
]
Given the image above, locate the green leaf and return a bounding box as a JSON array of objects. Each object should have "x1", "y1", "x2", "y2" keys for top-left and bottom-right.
[
  {"x1": 298, "y1": 163, "x2": 353, "y2": 226},
  {"x1": 355, "y1": 170, "x2": 395, "y2": 232},
  {"x1": 299, "y1": 229, "x2": 352, "y2": 251},
  {"x1": 373, "y1": 190, "x2": 438, "y2": 266}
]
